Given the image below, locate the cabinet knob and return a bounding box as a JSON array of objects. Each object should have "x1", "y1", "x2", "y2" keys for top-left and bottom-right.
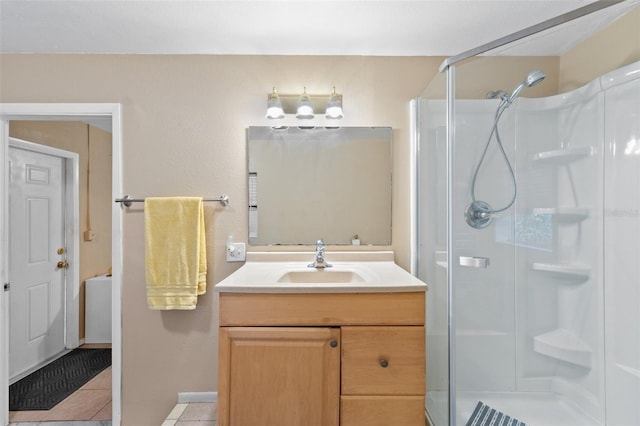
[
  {"x1": 330, "y1": 340, "x2": 338, "y2": 348},
  {"x1": 380, "y1": 359, "x2": 389, "y2": 368}
]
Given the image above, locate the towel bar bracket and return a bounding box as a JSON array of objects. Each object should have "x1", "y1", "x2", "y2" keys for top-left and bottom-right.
[{"x1": 115, "y1": 194, "x2": 229, "y2": 207}]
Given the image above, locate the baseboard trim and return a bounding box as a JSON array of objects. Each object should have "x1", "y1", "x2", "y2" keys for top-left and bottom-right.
[{"x1": 178, "y1": 391, "x2": 217, "y2": 403}]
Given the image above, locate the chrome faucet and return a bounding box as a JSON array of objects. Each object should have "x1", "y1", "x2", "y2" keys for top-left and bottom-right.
[{"x1": 308, "y1": 239, "x2": 332, "y2": 268}]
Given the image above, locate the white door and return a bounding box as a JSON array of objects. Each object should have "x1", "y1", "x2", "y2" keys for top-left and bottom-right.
[{"x1": 8, "y1": 145, "x2": 67, "y2": 380}]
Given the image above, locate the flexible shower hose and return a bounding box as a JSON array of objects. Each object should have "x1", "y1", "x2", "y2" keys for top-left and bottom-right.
[{"x1": 469, "y1": 99, "x2": 517, "y2": 214}]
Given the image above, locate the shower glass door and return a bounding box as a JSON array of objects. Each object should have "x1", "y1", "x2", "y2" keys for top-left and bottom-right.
[
  {"x1": 449, "y1": 52, "x2": 612, "y2": 426},
  {"x1": 450, "y1": 61, "x2": 521, "y2": 426},
  {"x1": 417, "y1": 4, "x2": 640, "y2": 426},
  {"x1": 415, "y1": 71, "x2": 449, "y2": 426}
]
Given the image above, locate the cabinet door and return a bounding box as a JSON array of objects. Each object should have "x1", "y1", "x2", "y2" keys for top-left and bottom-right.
[{"x1": 218, "y1": 327, "x2": 340, "y2": 426}]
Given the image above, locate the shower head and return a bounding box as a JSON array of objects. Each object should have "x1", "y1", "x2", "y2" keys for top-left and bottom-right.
[
  {"x1": 525, "y1": 70, "x2": 546, "y2": 87},
  {"x1": 507, "y1": 70, "x2": 546, "y2": 104}
]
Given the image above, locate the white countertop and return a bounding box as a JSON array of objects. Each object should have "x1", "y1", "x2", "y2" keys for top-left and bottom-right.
[{"x1": 214, "y1": 251, "x2": 428, "y2": 294}]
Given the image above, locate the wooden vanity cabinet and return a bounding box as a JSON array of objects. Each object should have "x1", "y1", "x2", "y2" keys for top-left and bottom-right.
[{"x1": 218, "y1": 292, "x2": 426, "y2": 426}]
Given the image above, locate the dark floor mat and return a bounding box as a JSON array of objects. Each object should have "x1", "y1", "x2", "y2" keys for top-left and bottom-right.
[
  {"x1": 9, "y1": 348, "x2": 111, "y2": 411},
  {"x1": 466, "y1": 400, "x2": 527, "y2": 426}
]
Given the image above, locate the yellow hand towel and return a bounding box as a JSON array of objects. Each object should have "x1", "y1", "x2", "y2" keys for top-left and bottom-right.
[{"x1": 144, "y1": 197, "x2": 207, "y2": 310}]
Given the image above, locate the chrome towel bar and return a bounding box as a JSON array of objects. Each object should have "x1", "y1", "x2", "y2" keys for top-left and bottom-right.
[{"x1": 115, "y1": 194, "x2": 229, "y2": 207}]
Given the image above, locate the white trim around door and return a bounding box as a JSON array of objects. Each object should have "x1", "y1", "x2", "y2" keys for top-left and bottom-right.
[{"x1": 0, "y1": 103, "x2": 123, "y2": 426}]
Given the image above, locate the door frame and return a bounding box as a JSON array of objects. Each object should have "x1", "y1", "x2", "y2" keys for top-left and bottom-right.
[
  {"x1": 0, "y1": 103, "x2": 123, "y2": 426},
  {"x1": 8, "y1": 137, "x2": 81, "y2": 370}
]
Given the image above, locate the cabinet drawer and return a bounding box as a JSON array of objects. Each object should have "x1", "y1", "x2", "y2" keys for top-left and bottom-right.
[
  {"x1": 341, "y1": 326, "x2": 425, "y2": 395},
  {"x1": 341, "y1": 396, "x2": 425, "y2": 426}
]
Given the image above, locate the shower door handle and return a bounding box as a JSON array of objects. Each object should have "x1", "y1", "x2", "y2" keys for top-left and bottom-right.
[{"x1": 459, "y1": 256, "x2": 490, "y2": 268}]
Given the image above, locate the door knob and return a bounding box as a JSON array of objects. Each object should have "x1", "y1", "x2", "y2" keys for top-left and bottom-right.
[{"x1": 57, "y1": 261, "x2": 69, "y2": 269}]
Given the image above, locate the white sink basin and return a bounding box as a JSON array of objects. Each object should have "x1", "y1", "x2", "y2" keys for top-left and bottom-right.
[
  {"x1": 214, "y1": 251, "x2": 428, "y2": 294},
  {"x1": 277, "y1": 269, "x2": 366, "y2": 284}
]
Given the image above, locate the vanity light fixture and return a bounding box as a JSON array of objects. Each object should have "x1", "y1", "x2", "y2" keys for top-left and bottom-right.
[
  {"x1": 296, "y1": 87, "x2": 315, "y2": 119},
  {"x1": 325, "y1": 87, "x2": 343, "y2": 120},
  {"x1": 265, "y1": 87, "x2": 285, "y2": 119},
  {"x1": 266, "y1": 87, "x2": 344, "y2": 120}
]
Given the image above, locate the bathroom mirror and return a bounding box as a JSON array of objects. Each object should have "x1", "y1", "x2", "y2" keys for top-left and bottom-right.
[{"x1": 248, "y1": 126, "x2": 392, "y2": 245}]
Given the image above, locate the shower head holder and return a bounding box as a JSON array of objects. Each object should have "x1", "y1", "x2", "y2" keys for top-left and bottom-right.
[{"x1": 465, "y1": 200, "x2": 493, "y2": 229}]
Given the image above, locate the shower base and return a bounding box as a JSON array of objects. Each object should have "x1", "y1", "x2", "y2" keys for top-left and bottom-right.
[{"x1": 427, "y1": 391, "x2": 600, "y2": 426}]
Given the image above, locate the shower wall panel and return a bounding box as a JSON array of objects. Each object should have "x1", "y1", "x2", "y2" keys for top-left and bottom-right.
[
  {"x1": 515, "y1": 78, "x2": 605, "y2": 422},
  {"x1": 603, "y1": 63, "x2": 640, "y2": 426},
  {"x1": 453, "y1": 100, "x2": 518, "y2": 392},
  {"x1": 418, "y1": 100, "x2": 448, "y2": 393}
]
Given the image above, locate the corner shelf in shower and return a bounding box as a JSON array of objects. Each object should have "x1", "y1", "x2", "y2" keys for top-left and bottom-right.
[
  {"x1": 531, "y1": 146, "x2": 593, "y2": 164},
  {"x1": 531, "y1": 262, "x2": 591, "y2": 280},
  {"x1": 533, "y1": 208, "x2": 590, "y2": 223},
  {"x1": 534, "y1": 329, "x2": 592, "y2": 368}
]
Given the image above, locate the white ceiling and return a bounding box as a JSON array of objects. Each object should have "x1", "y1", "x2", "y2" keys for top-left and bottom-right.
[{"x1": 1, "y1": 0, "x2": 634, "y2": 57}]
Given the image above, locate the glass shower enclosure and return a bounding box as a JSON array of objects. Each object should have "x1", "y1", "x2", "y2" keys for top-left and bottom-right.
[{"x1": 414, "y1": 2, "x2": 640, "y2": 425}]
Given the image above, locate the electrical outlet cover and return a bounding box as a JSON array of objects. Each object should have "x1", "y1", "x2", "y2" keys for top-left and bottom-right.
[{"x1": 227, "y1": 242, "x2": 246, "y2": 262}]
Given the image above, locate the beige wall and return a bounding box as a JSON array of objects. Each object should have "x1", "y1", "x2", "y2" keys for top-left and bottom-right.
[
  {"x1": 9, "y1": 121, "x2": 113, "y2": 340},
  {"x1": 422, "y1": 56, "x2": 561, "y2": 99},
  {"x1": 1, "y1": 54, "x2": 441, "y2": 424},
  {"x1": 455, "y1": 57, "x2": 561, "y2": 99},
  {"x1": 421, "y1": 7, "x2": 640, "y2": 101},
  {"x1": 560, "y1": 6, "x2": 640, "y2": 92}
]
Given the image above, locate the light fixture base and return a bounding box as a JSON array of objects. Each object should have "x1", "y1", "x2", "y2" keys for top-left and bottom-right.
[{"x1": 265, "y1": 89, "x2": 343, "y2": 120}]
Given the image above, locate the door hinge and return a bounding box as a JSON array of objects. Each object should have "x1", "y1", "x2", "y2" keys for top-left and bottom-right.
[{"x1": 3, "y1": 282, "x2": 9, "y2": 291}]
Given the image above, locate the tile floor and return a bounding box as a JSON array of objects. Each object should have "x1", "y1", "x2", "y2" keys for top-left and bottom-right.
[
  {"x1": 9, "y1": 342, "x2": 217, "y2": 425},
  {"x1": 9, "y1": 366, "x2": 112, "y2": 424},
  {"x1": 11, "y1": 399, "x2": 216, "y2": 426},
  {"x1": 9, "y1": 345, "x2": 112, "y2": 425},
  {"x1": 9, "y1": 422, "x2": 111, "y2": 426},
  {"x1": 162, "y1": 402, "x2": 217, "y2": 426}
]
